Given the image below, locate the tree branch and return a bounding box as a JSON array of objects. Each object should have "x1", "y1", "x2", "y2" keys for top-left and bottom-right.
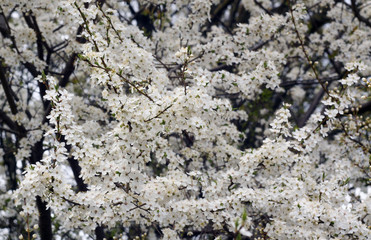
[
  {"x1": 0, "y1": 64, "x2": 17, "y2": 114},
  {"x1": 350, "y1": 0, "x2": 371, "y2": 28},
  {"x1": 0, "y1": 109, "x2": 26, "y2": 137},
  {"x1": 297, "y1": 88, "x2": 325, "y2": 127},
  {"x1": 36, "y1": 196, "x2": 52, "y2": 240},
  {"x1": 59, "y1": 53, "x2": 77, "y2": 88}
]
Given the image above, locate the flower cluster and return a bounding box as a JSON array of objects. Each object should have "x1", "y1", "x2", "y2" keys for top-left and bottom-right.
[{"x1": 0, "y1": 0, "x2": 370, "y2": 239}]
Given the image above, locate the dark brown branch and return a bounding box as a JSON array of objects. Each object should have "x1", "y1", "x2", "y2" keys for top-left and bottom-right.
[
  {"x1": 129, "y1": 202, "x2": 149, "y2": 212},
  {"x1": 297, "y1": 88, "x2": 325, "y2": 127},
  {"x1": 62, "y1": 135, "x2": 89, "y2": 192},
  {"x1": 51, "y1": 40, "x2": 69, "y2": 52},
  {"x1": 210, "y1": 0, "x2": 234, "y2": 23},
  {"x1": 254, "y1": 0, "x2": 272, "y2": 15},
  {"x1": 41, "y1": 53, "x2": 77, "y2": 124},
  {"x1": 209, "y1": 64, "x2": 234, "y2": 72},
  {"x1": 288, "y1": 0, "x2": 329, "y2": 95},
  {"x1": 23, "y1": 14, "x2": 51, "y2": 109},
  {"x1": 36, "y1": 196, "x2": 52, "y2": 240},
  {"x1": 350, "y1": 0, "x2": 371, "y2": 28},
  {"x1": 0, "y1": 109, "x2": 26, "y2": 137},
  {"x1": 23, "y1": 62, "x2": 40, "y2": 77},
  {"x1": 0, "y1": 9, "x2": 41, "y2": 78},
  {"x1": 0, "y1": 64, "x2": 17, "y2": 114},
  {"x1": 144, "y1": 104, "x2": 173, "y2": 122},
  {"x1": 59, "y1": 53, "x2": 77, "y2": 88},
  {"x1": 61, "y1": 196, "x2": 81, "y2": 206},
  {"x1": 227, "y1": 0, "x2": 240, "y2": 28},
  {"x1": 280, "y1": 76, "x2": 340, "y2": 88},
  {"x1": 95, "y1": 227, "x2": 105, "y2": 240},
  {"x1": 357, "y1": 101, "x2": 371, "y2": 115},
  {"x1": 0, "y1": 10, "x2": 10, "y2": 38},
  {"x1": 68, "y1": 156, "x2": 88, "y2": 192},
  {"x1": 0, "y1": 126, "x2": 19, "y2": 135}
]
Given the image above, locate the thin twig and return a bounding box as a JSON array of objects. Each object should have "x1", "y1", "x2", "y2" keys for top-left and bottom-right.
[
  {"x1": 288, "y1": 1, "x2": 329, "y2": 95},
  {"x1": 144, "y1": 104, "x2": 173, "y2": 122}
]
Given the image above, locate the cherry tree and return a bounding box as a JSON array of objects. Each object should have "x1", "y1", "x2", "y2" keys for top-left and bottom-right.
[{"x1": 0, "y1": 0, "x2": 370, "y2": 239}]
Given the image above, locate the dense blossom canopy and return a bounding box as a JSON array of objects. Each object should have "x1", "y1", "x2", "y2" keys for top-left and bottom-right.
[{"x1": 0, "y1": 0, "x2": 370, "y2": 239}]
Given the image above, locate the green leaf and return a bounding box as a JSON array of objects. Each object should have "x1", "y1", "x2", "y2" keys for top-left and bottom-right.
[
  {"x1": 340, "y1": 177, "x2": 350, "y2": 186},
  {"x1": 242, "y1": 209, "x2": 247, "y2": 222},
  {"x1": 235, "y1": 218, "x2": 239, "y2": 229}
]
